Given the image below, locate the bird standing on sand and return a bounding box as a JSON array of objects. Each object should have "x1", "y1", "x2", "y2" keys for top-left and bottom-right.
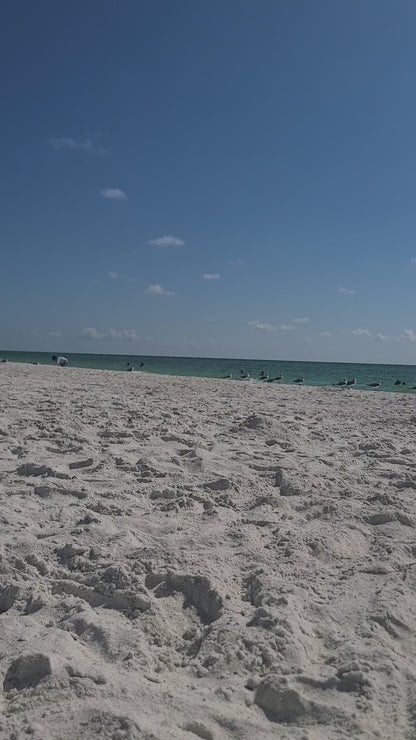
[
  {"x1": 346, "y1": 378, "x2": 357, "y2": 387},
  {"x1": 293, "y1": 377, "x2": 304, "y2": 384},
  {"x1": 266, "y1": 374, "x2": 283, "y2": 383},
  {"x1": 367, "y1": 381, "x2": 382, "y2": 388},
  {"x1": 259, "y1": 371, "x2": 268, "y2": 380},
  {"x1": 240, "y1": 369, "x2": 250, "y2": 379},
  {"x1": 334, "y1": 378, "x2": 347, "y2": 387}
]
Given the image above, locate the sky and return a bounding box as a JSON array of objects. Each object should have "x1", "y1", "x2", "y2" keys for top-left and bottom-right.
[{"x1": 1, "y1": 0, "x2": 416, "y2": 364}]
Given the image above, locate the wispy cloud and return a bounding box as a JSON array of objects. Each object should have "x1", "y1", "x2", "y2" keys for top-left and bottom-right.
[
  {"x1": 228, "y1": 258, "x2": 245, "y2": 266},
  {"x1": 49, "y1": 136, "x2": 107, "y2": 154},
  {"x1": 338, "y1": 287, "x2": 356, "y2": 295},
  {"x1": 376, "y1": 333, "x2": 389, "y2": 342},
  {"x1": 100, "y1": 188, "x2": 127, "y2": 201},
  {"x1": 401, "y1": 328, "x2": 416, "y2": 341},
  {"x1": 352, "y1": 328, "x2": 371, "y2": 336},
  {"x1": 248, "y1": 320, "x2": 276, "y2": 331},
  {"x1": 148, "y1": 235, "x2": 185, "y2": 247},
  {"x1": 320, "y1": 331, "x2": 331, "y2": 337},
  {"x1": 280, "y1": 324, "x2": 296, "y2": 331},
  {"x1": 145, "y1": 284, "x2": 175, "y2": 296},
  {"x1": 202, "y1": 273, "x2": 221, "y2": 280},
  {"x1": 108, "y1": 271, "x2": 119, "y2": 279},
  {"x1": 80, "y1": 327, "x2": 137, "y2": 341},
  {"x1": 291, "y1": 317, "x2": 310, "y2": 324}
]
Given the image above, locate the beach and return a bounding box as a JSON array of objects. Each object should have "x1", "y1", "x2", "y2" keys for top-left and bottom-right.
[{"x1": 0, "y1": 363, "x2": 415, "y2": 739}]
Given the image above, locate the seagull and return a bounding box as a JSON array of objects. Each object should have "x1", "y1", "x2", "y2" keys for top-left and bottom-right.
[
  {"x1": 293, "y1": 377, "x2": 305, "y2": 384},
  {"x1": 346, "y1": 378, "x2": 357, "y2": 387},
  {"x1": 334, "y1": 378, "x2": 347, "y2": 387},
  {"x1": 394, "y1": 380, "x2": 402, "y2": 386},
  {"x1": 259, "y1": 371, "x2": 268, "y2": 380},
  {"x1": 223, "y1": 374, "x2": 232, "y2": 379},
  {"x1": 411, "y1": 385, "x2": 416, "y2": 390},
  {"x1": 240, "y1": 369, "x2": 250, "y2": 379},
  {"x1": 367, "y1": 381, "x2": 382, "y2": 388},
  {"x1": 266, "y1": 374, "x2": 283, "y2": 383}
]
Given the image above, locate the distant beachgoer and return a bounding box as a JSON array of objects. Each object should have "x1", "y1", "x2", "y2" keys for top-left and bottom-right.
[{"x1": 52, "y1": 355, "x2": 68, "y2": 367}]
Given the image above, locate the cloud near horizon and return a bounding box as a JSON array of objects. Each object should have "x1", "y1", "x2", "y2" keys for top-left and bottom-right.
[
  {"x1": 80, "y1": 327, "x2": 138, "y2": 341},
  {"x1": 401, "y1": 328, "x2": 416, "y2": 341},
  {"x1": 202, "y1": 273, "x2": 221, "y2": 280},
  {"x1": 352, "y1": 328, "x2": 371, "y2": 336},
  {"x1": 148, "y1": 235, "x2": 185, "y2": 247},
  {"x1": 100, "y1": 188, "x2": 127, "y2": 200},
  {"x1": 248, "y1": 320, "x2": 276, "y2": 331},
  {"x1": 338, "y1": 287, "x2": 356, "y2": 295},
  {"x1": 145, "y1": 284, "x2": 175, "y2": 296}
]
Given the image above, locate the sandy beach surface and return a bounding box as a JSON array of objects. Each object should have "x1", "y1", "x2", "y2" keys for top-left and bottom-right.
[{"x1": 0, "y1": 364, "x2": 415, "y2": 739}]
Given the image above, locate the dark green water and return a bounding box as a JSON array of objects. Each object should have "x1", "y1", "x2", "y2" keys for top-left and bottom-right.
[{"x1": 1, "y1": 350, "x2": 415, "y2": 393}]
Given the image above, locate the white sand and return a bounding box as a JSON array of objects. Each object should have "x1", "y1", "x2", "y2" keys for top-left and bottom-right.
[{"x1": 0, "y1": 364, "x2": 415, "y2": 739}]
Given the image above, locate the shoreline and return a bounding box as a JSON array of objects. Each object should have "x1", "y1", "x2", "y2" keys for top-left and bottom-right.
[{"x1": 1, "y1": 359, "x2": 415, "y2": 395}]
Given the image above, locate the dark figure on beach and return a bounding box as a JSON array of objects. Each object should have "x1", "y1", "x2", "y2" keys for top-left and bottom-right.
[
  {"x1": 368, "y1": 381, "x2": 382, "y2": 388},
  {"x1": 293, "y1": 377, "x2": 304, "y2": 383},
  {"x1": 52, "y1": 355, "x2": 68, "y2": 367},
  {"x1": 394, "y1": 380, "x2": 401, "y2": 386},
  {"x1": 346, "y1": 378, "x2": 357, "y2": 387}
]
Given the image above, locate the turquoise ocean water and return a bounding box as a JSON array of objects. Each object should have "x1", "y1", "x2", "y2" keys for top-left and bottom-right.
[{"x1": 1, "y1": 350, "x2": 415, "y2": 393}]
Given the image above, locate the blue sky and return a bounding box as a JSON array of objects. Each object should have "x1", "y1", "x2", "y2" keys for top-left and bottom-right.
[{"x1": 1, "y1": 0, "x2": 416, "y2": 363}]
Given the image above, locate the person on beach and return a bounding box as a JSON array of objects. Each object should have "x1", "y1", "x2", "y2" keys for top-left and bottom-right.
[{"x1": 52, "y1": 355, "x2": 68, "y2": 367}]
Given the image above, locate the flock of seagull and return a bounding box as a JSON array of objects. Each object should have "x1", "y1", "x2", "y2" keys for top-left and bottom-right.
[{"x1": 223, "y1": 371, "x2": 416, "y2": 390}]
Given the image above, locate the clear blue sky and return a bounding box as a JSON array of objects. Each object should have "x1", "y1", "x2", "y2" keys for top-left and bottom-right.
[{"x1": 1, "y1": 0, "x2": 416, "y2": 363}]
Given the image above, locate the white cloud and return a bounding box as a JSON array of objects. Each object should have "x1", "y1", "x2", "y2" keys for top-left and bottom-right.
[
  {"x1": 338, "y1": 287, "x2": 356, "y2": 295},
  {"x1": 280, "y1": 324, "x2": 296, "y2": 331},
  {"x1": 291, "y1": 317, "x2": 310, "y2": 324},
  {"x1": 248, "y1": 320, "x2": 276, "y2": 331},
  {"x1": 401, "y1": 328, "x2": 416, "y2": 342},
  {"x1": 80, "y1": 327, "x2": 102, "y2": 339},
  {"x1": 100, "y1": 188, "x2": 127, "y2": 201},
  {"x1": 148, "y1": 235, "x2": 185, "y2": 247},
  {"x1": 50, "y1": 137, "x2": 94, "y2": 151},
  {"x1": 228, "y1": 258, "x2": 245, "y2": 266},
  {"x1": 352, "y1": 328, "x2": 371, "y2": 336},
  {"x1": 376, "y1": 333, "x2": 389, "y2": 342},
  {"x1": 49, "y1": 331, "x2": 63, "y2": 339},
  {"x1": 108, "y1": 271, "x2": 119, "y2": 279},
  {"x1": 145, "y1": 284, "x2": 175, "y2": 296},
  {"x1": 80, "y1": 327, "x2": 137, "y2": 341},
  {"x1": 202, "y1": 273, "x2": 221, "y2": 280},
  {"x1": 320, "y1": 331, "x2": 331, "y2": 336}
]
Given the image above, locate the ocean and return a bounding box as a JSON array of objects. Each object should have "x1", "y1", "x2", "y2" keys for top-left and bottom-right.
[{"x1": 0, "y1": 350, "x2": 415, "y2": 393}]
